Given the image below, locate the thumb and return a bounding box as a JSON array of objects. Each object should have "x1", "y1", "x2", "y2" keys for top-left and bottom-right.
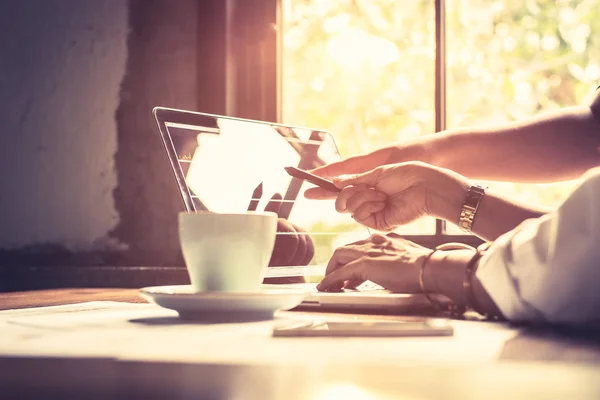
[{"x1": 333, "y1": 169, "x2": 380, "y2": 189}]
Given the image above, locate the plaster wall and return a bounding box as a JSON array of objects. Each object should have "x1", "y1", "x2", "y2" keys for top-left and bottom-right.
[{"x1": 0, "y1": 0, "x2": 128, "y2": 251}]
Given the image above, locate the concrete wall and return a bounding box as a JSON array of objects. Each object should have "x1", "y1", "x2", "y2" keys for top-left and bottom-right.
[
  {"x1": 0, "y1": 0, "x2": 200, "y2": 266},
  {"x1": 111, "y1": 0, "x2": 200, "y2": 265},
  {"x1": 0, "y1": 0, "x2": 128, "y2": 252}
]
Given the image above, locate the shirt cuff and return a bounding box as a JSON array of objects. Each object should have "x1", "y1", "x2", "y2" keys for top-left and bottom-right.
[{"x1": 475, "y1": 225, "x2": 542, "y2": 322}]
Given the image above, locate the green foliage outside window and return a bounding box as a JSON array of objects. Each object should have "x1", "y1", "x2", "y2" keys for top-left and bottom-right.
[{"x1": 283, "y1": 0, "x2": 600, "y2": 242}]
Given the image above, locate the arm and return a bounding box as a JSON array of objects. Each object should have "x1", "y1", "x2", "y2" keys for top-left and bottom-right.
[
  {"x1": 433, "y1": 167, "x2": 600, "y2": 323},
  {"x1": 428, "y1": 168, "x2": 551, "y2": 241},
  {"x1": 318, "y1": 168, "x2": 600, "y2": 323},
  {"x1": 423, "y1": 249, "x2": 502, "y2": 317},
  {"x1": 314, "y1": 91, "x2": 600, "y2": 184},
  {"x1": 427, "y1": 105, "x2": 600, "y2": 183},
  {"x1": 324, "y1": 162, "x2": 550, "y2": 241}
]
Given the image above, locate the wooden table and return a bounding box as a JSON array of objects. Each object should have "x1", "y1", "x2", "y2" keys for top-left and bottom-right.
[
  {"x1": 2, "y1": 289, "x2": 600, "y2": 399},
  {"x1": 0, "y1": 288, "x2": 146, "y2": 311}
]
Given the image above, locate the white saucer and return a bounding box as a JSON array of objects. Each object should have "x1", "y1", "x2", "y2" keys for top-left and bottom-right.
[{"x1": 139, "y1": 285, "x2": 308, "y2": 322}]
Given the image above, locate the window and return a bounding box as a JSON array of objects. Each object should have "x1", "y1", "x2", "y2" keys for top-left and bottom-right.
[
  {"x1": 281, "y1": 0, "x2": 600, "y2": 247},
  {"x1": 282, "y1": 0, "x2": 439, "y2": 249},
  {"x1": 444, "y1": 0, "x2": 600, "y2": 232}
]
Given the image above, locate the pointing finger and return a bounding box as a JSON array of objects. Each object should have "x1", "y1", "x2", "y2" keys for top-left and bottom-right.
[
  {"x1": 309, "y1": 157, "x2": 369, "y2": 179},
  {"x1": 318, "y1": 258, "x2": 369, "y2": 291},
  {"x1": 325, "y1": 246, "x2": 364, "y2": 277},
  {"x1": 333, "y1": 168, "x2": 382, "y2": 188}
]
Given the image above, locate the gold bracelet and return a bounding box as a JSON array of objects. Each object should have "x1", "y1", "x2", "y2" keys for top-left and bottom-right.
[
  {"x1": 463, "y1": 245, "x2": 488, "y2": 314},
  {"x1": 419, "y1": 243, "x2": 475, "y2": 316},
  {"x1": 464, "y1": 242, "x2": 504, "y2": 320},
  {"x1": 418, "y1": 249, "x2": 440, "y2": 309}
]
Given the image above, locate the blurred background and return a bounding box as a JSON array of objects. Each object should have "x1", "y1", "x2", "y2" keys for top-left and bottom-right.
[
  {"x1": 1, "y1": 0, "x2": 598, "y2": 289},
  {"x1": 282, "y1": 0, "x2": 600, "y2": 235}
]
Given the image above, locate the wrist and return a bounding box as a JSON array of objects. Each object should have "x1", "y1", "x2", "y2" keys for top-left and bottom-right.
[
  {"x1": 421, "y1": 250, "x2": 445, "y2": 294},
  {"x1": 387, "y1": 137, "x2": 433, "y2": 165},
  {"x1": 427, "y1": 168, "x2": 470, "y2": 223},
  {"x1": 423, "y1": 249, "x2": 474, "y2": 304}
]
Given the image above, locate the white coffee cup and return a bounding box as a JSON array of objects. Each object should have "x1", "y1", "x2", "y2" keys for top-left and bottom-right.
[{"x1": 178, "y1": 211, "x2": 278, "y2": 293}]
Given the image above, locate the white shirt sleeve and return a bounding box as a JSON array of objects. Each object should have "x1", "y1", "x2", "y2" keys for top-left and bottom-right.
[{"x1": 476, "y1": 167, "x2": 600, "y2": 324}]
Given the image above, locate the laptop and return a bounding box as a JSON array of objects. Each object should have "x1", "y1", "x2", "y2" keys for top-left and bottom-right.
[{"x1": 152, "y1": 107, "x2": 431, "y2": 312}]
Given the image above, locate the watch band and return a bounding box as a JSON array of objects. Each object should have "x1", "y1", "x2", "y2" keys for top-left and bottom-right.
[{"x1": 458, "y1": 184, "x2": 487, "y2": 233}]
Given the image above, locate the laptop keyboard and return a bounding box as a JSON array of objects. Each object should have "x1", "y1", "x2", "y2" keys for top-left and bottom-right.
[
  {"x1": 264, "y1": 280, "x2": 384, "y2": 293},
  {"x1": 349, "y1": 281, "x2": 384, "y2": 292}
]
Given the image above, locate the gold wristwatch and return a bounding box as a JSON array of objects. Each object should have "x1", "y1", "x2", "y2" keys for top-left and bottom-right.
[{"x1": 458, "y1": 184, "x2": 487, "y2": 233}]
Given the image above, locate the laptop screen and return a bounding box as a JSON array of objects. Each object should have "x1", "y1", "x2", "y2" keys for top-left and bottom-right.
[{"x1": 153, "y1": 107, "x2": 369, "y2": 268}]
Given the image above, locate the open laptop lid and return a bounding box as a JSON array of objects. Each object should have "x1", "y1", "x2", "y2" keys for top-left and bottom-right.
[{"x1": 152, "y1": 107, "x2": 369, "y2": 270}]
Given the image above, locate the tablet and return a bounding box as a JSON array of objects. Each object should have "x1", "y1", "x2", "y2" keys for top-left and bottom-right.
[{"x1": 272, "y1": 318, "x2": 453, "y2": 337}]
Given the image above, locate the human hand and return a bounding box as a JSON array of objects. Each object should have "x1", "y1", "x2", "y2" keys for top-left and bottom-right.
[
  {"x1": 317, "y1": 233, "x2": 432, "y2": 292},
  {"x1": 309, "y1": 139, "x2": 431, "y2": 179},
  {"x1": 305, "y1": 162, "x2": 470, "y2": 231}
]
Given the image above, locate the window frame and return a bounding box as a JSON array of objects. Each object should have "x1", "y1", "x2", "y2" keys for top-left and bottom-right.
[
  {"x1": 272, "y1": 0, "x2": 482, "y2": 248},
  {"x1": 0, "y1": 0, "x2": 484, "y2": 292}
]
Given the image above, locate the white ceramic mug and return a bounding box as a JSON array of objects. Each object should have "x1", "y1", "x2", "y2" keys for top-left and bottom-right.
[{"x1": 178, "y1": 211, "x2": 278, "y2": 293}]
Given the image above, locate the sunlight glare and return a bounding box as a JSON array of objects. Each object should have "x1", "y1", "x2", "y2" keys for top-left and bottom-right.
[
  {"x1": 313, "y1": 382, "x2": 418, "y2": 400},
  {"x1": 313, "y1": 382, "x2": 378, "y2": 400},
  {"x1": 585, "y1": 64, "x2": 600, "y2": 81},
  {"x1": 326, "y1": 28, "x2": 399, "y2": 71}
]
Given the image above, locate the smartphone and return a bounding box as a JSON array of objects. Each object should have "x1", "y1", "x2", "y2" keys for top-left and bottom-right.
[
  {"x1": 272, "y1": 319, "x2": 453, "y2": 337},
  {"x1": 284, "y1": 166, "x2": 341, "y2": 193}
]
